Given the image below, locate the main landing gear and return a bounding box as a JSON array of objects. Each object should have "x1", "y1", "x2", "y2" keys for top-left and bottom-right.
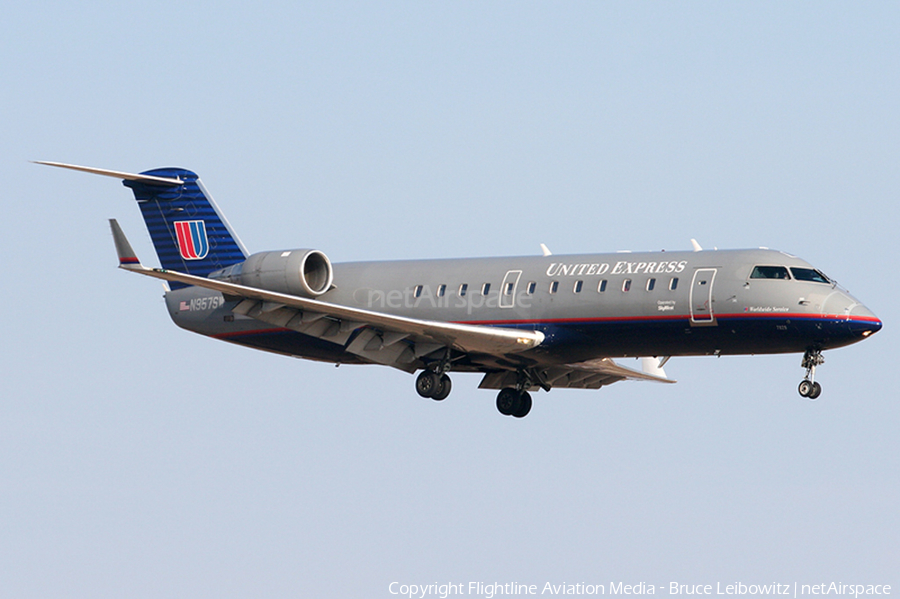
[
  {"x1": 415, "y1": 362, "x2": 536, "y2": 418},
  {"x1": 416, "y1": 370, "x2": 452, "y2": 401},
  {"x1": 798, "y1": 349, "x2": 824, "y2": 400},
  {"x1": 496, "y1": 388, "x2": 532, "y2": 418},
  {"x1": 416, "y1": 351, "x2": 453, "y2": 401}
]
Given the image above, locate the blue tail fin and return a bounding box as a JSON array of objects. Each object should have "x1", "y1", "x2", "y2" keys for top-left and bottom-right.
[{"x1": 124, "y1": 168, "x2": 247, "y2": 287}]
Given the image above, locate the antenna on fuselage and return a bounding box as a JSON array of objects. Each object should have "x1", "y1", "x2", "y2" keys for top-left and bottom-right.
[
  {"x1": 690, "y1": 239, "x2": 703, "y2": 252},
  {"x1": 540, "y1": 243, "x2": 552, "y2": 256}
]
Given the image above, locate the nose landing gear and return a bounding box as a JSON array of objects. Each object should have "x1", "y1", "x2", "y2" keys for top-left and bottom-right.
[{"x1": 798, "y1": 349, "x2": 824, "y2": 399}]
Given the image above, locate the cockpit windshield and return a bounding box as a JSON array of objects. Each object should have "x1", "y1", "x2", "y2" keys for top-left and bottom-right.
[
  {"x1": 750, "y1": 265, "x2": 790, "y2": 280},
  {"x1": 750, "y1": 265, "x2": 833, "y2": 284},
  {"x1": 790, "y1": 267, "x2": 831, "y2": 284}
]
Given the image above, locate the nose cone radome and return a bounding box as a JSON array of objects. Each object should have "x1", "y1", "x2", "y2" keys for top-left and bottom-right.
[
  {"x1": 849, "y1": 303, "x2": 882, "y2": 339},
  {"x1": 822, "y1": 290, "x2": 882, "y2": 343}
]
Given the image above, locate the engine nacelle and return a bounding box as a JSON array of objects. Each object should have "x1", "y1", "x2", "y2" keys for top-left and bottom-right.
[{"x1": 211, "y1": 249, "x2": 334, "y2": 297}]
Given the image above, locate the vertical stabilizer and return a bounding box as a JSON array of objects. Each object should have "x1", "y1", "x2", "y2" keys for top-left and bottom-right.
[
  {"x1": 124, "y1": 168, "x2": 248, "y2": 287},
  {"x1": 34, "y1": 161, "x2": 249, "y2": 290}
]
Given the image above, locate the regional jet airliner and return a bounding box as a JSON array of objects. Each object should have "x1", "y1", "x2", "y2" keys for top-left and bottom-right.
[{"x1": 37, "y1": 162, "x2": 882, "y2": 417}]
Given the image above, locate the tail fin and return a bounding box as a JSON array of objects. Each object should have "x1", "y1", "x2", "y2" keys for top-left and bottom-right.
[
  {"x1": 34, "y1": 161, "x2": 248, "y2": 289},
  {"x1": 125, "y1": 168, "x2": 247, "y2": 281}
]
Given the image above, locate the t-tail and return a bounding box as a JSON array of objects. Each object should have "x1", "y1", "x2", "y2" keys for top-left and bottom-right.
[{"x1": 34, "y1": 162, "x2": 248, "y2": 289}]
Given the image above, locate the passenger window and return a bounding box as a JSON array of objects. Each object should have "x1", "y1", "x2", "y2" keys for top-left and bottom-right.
[
  {"x1": 623, "y1": 279, "x2": 632, "y2": 292},
  {"x1": 482, "y1": 283, "x2": 491, "y2": 295},
  {"x1": 574, "y1": 280, "x2": 583, "y2": 293},
  {"x1": 550, "y1": 281, "x2": 559, "y2": 294},
  {"x1": 459, "y1": 283, "x2": 468, "y2": 297},
  {"x1": 414, "y1": 285, "x2": 423, "y2": 298},
  {"x1": 647, "y1": 278, "x2": 656, "y2": 291},
  {"x1": 598, "y1": 279, "x2": 607, "y2": 292},
  {"x1": 790, "y1": 267, "x2": 831, "y2": 284},
  {"x1": 504, "y1": 282, "x2": 514, "y2": 295},
  {"x1": 670, "y1": 277, "x2": 678, "y2": 291},
  {"x1": 527, "y1": 281, "x2": 536, "y2": 294},
  {"x1": 437, "y1": 284, "x2": 446, "y2": 297},
  {"x1": 750, "y1": 266, "x2": 790, "y2": 280}
]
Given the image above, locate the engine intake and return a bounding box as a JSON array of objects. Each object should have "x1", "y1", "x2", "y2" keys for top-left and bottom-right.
[{"x1": 211, "y1": 249, "x2": 334, "y2": 297}]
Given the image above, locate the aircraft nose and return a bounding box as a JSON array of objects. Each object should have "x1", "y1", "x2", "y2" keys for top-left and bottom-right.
[
  {"x1": 848, "y1": 302, "x2": 882, "y2": 338},
  {"x1": 823, "y1": 291, "x2": 882, "y2": 339}
]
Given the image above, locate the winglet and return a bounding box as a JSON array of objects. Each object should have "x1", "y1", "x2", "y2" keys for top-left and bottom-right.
[{"x1": 109, "y1": 219, "x2": 143, "y2": 269}]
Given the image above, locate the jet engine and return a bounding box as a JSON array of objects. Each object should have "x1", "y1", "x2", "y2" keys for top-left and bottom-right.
[{"x1": 210, "y1": 249, "x2": 334, "y2": 297}]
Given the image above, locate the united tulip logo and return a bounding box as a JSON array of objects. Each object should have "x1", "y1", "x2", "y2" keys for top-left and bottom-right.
[{"x1": 174, "y1": 220, "x2": 209, "y2": 260}]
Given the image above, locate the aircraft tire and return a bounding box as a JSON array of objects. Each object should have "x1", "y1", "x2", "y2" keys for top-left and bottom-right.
[
  {"x1": 416, "y1": 371, "x2": 440, "y2": 398},
  {"x1": 431, "y1": 374, "x2": 452, "y2": 401},
  {"x1": 798, "y1": 380, "x2": 813, "y2": 397},
  {"x1": 808, "y1": 382, "x2": 822, "y2": 400},
  {"x1": 496, "y1": 388, "x2": 519, "y2": 415},
  {"x1": 512, "y1": 391, "x2": 532, "y2": 418}
]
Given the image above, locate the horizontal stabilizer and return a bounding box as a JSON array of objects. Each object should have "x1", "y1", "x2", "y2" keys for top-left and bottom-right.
[{"x1": 33, "y1": 161, "x2": 184, "y2": 186}]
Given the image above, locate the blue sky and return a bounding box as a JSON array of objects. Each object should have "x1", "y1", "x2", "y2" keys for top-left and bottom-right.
[{"x1": 2, "y1": 2, "x2": 897, "y2": 596}]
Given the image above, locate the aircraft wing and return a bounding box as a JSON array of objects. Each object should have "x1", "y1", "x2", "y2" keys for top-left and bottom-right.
[
  {"x1": 565, "y1": 357, "x2": 675, "y2": 384},
  {"x1": 109, "y1": 220, "x2": 543, "y2": 371},
  {"x1": 478, "y1": 356, "x2": 675, "y2": 390}
]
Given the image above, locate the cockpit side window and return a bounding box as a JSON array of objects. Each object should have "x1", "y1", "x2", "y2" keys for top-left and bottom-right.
[
  {"x1": 790, "y1": 267, "x2": 831, "y2": 284},
  {"x1": 750, "y1": 265, "x2": 790, "y2": 280}
]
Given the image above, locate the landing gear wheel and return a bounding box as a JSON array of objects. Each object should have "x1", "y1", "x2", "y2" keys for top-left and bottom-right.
[
  {"x1": 496, "y1": 388, "x2": 519, "y2": 416},
  {"x1": 496, "y1": 388, "x2": 533, "y2": 418},
  {"x1": 512, "y1": 391, "x2": 532, "y2": 418},
  {"x1": 799, "y1": 349, "x2": 825, "y2": 399},
  {"x1": 431, "y1": 374, "x2": 452, "y2": 401},
  {"x1": 808, "y1": 381, "x2": 822, "y2": 400},
  {"x1": 416, "y1": 371, "x2": 440, "y2": 398}
]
